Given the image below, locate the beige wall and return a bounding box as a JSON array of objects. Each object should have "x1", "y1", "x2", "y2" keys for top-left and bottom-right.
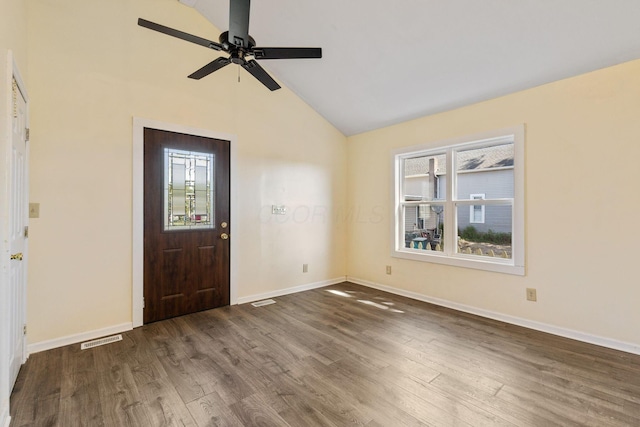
[
  {"x1": 347, "y1": 59, "x2": 640, "y2": 347},
  {"x1": 26, "y1": 0, "x2": 347, "y2": 344},
  {"x1": 0, "y1": 0, "x2": 28, "y2": 73},
  {"x1": 19, "y1": 0, "x2": 640, "y2": 351}
]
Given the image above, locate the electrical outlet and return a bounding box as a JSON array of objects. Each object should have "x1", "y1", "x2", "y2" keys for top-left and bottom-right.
[
  {"x1": 302, "y1": 264, "x2": 308, "y2": 273},
  {"x1": 526, "y1": 288, "x2": 537, "y2": 302},
  {"x1": 386, "y1": 265, "x2": 392, "y2": 275}
]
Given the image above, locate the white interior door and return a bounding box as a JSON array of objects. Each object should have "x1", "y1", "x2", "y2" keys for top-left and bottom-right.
[{"x1": 9, "y1": 76, "x2": 28, "y2": 388}]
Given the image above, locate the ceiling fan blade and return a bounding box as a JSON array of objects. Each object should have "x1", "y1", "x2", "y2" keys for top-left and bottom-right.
[
  {"x1": 138, "y1": 18, "x2": 223, "y2": 51},
  {"x1": 188, "y1": 57, "x2": 232, "y2": 80},
  {"x1": 242, "y1": 60, "x2": 281, "y2": 91},
  {"x1": 229, "y1": 0, "x2": 251, "y2": 48},
  {"x1": 253, "y1": 47, "x2": 322, "y2": 60}
]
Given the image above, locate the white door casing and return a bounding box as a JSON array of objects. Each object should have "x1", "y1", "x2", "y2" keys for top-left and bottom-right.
[{"x1": 132, "y1": 117, "x2": 239, "y2": 328}]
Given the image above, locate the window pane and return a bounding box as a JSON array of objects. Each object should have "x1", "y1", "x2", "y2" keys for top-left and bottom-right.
[
  {"x1": 403, "y1": 204, "x2": 444, "y2": 251},
  {"x1": 164, "y1": 148, "x2": 215, "y2": 231},
  {"x1": 403, "y1": 153, "x2": 446, "y2": 202},
  {"x1": 457, "y1": 204, "x2": 512, "y2": 259},
  {"x1": 455, "y1": 143, "x2": 514, "y2": 200}
]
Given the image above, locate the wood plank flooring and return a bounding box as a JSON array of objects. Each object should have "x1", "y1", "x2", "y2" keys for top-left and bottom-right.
[{"x1": 10, "y1": 282, "x2": 640, "y2": 426}]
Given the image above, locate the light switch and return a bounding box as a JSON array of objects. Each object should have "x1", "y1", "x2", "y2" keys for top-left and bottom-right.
[{"x1": 29, "y1": 203, "x2": 40, "y2": 218}]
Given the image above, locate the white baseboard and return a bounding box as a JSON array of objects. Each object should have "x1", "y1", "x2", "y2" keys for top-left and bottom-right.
[
  {"x1": 27, "y1": 322, "x2": 133, "y2": 354},
  {"x1": 26, "y1": 278, "x2": 347, "y2": 353},
  {"x1": 1, "y1": 408, "x2": 9, "y2": 427},
  {"x1": 347, "y1": 276, "x2": 640, "y2": 356},
  {"x1": 237, "y1": 276, "x2": 347, "y2": 305}
]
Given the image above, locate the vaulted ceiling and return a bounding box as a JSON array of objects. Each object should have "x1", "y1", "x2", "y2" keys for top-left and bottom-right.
[{"x1": 180, "y1": 0, "x2": 640, "y2": 136}]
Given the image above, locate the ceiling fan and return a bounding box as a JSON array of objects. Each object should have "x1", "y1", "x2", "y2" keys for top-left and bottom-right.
[{"x1": 138, "y1": 0, "x2": 322, "y2": 91}]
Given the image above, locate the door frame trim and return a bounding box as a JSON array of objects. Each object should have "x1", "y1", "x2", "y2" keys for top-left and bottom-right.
[{"x1": 132, "y1": 117, "x2": 238, "y2": 327}]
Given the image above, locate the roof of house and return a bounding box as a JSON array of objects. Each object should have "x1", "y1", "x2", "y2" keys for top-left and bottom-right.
[{"x1": 404, "y1": 143, "x2": 514, "y2": 177}]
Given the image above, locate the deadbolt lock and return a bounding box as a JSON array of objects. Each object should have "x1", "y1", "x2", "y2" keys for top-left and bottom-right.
[{"x1": 221, "y1": 222, "x2": 228, "y2": 228}]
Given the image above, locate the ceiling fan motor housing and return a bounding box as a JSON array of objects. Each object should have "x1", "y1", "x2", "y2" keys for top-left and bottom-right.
[{"x1": 219, "y1": 31, "x2": 256, "y2": 62}]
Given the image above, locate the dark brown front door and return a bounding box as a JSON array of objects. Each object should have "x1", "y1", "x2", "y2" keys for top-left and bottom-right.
[{"x1": 143, "y1": 128, "x2": 230, "y2": 323}]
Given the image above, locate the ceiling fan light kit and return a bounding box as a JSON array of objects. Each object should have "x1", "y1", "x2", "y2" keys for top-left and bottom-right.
[{"x1": 138, "y1": 0, "x2": 322, "y2": 91}]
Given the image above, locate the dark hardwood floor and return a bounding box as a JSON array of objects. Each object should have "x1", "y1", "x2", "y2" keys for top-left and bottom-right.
[{"x1": 10, "y1": 282, "x2": 640, "y2": 426}]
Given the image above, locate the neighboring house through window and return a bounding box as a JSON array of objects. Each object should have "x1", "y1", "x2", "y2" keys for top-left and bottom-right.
[{"x1": 392, "y1": 126, "x2": 525, "y2": 275}]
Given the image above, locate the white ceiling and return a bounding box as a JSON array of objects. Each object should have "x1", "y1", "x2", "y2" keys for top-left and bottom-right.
[{"x1": 180, "y1": 0, "x2": 640, "y2": 136}]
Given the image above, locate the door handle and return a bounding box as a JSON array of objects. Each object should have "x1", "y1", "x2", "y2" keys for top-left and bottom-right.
[
  {"x1": 10, "y1": 252, "x2": 23, "y2": 261},
  {"x1": 220, "y1": 233, "x2": 229, "y2": 240}
]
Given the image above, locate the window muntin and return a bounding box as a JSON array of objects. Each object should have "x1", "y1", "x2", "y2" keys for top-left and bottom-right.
[{"x1": 393, "y1": 126, "x2": 524, "y2": 275}]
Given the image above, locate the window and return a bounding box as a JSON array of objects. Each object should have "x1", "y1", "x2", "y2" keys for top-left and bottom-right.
[
  {"x1": 164, "y1": 148, "x2": 215, "y2": 231},
  {"x1": 392, "y1": 126, "x2": 524, "y2": 275},
  {"x1": 469, "y1": 194, "x2": 485, "y2": 223}
]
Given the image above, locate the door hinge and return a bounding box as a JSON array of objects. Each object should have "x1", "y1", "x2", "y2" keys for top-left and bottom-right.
[
  {"x1": 23, "y1": 324, "x2": 27, "y2": 335},
  {"x1": 24, "y1": 226, "x2": 29, "y2": 238},
  {"x1": 25, "y1": 128, "x2": 30, "y2": 142},
  {"x1": 143, "y1": 297, "x2": 145, "y2": 309}
]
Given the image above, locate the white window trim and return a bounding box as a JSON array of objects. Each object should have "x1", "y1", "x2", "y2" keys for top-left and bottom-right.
[
  {"x1": 469, "y1": 193, "x2": 485, "y2": 224},
  {"x1": 390, "y1": 125, "x2": 525, "y2": 276}
]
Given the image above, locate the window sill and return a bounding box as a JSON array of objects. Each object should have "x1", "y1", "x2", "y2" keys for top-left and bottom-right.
[{"x1": 392, "y1": 248, "x2": 525, "y2": 276}]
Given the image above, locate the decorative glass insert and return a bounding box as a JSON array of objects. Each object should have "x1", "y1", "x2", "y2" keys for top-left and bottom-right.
[{"x1": 164, "y1": 148, "x2": 215, "y2": 231}]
